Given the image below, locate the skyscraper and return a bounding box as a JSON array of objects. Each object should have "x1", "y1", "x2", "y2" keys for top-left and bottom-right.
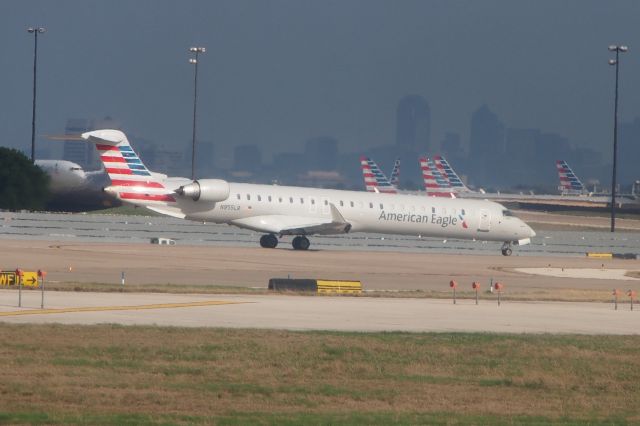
[
  {"x1": 469, "y1": 105, "x2": 505, "y2": 185},
  {"x1": 395, "y1": 95, "x2": 431, "y2": 154},
  {"x1": 62, "y1": 118, "x2": 92, "y2": 167},
  {"x1": 305, "y1": 136, "x2": 338, "y2": 171}
]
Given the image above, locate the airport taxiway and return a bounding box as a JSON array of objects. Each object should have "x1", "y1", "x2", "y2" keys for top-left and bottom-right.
[
  {"x1": 0, "y1": 290, "x2": 636, "y2": 335},
  {"x1": 1, "y1": 211, "x2": 639, "y2": 334}
]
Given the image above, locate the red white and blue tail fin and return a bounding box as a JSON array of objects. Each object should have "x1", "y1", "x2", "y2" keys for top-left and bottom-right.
[
  {"x1": 432, "y1": 155, "x2": 470, "y2": 193},
  {"x1": 389, "y1": 158, "x2": 400, "y2": 188},
  {"x1": 556, "y1": 160, "x2": 585, "y2": 194},
  {"x1": 360, "y1": 156, "x2": 397, "y2": 193},
  {"x1": 81, "y1": 129, "x2": 177, "y2": 206},
  {"x1": 419, "y1": 157, "x2": 455, "y2": 198}
]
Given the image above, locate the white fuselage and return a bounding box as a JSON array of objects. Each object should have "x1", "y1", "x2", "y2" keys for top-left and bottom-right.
[{"x1": 153, "y1": 181, "x2": 535, "y2": 243}]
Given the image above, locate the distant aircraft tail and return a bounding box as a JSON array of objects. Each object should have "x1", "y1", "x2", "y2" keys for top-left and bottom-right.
[
  {"x1": 419, "y1": 157, "x2": 455, "y2": 197},
  {"x1": 360, "y1": 156, "x2": 397, "y2": 193},
  {"x1": 556, "y1": 160, "x2": 585, "y2": 194},
  {"x1": 389, "y1": 158, "x2": 400, "y2": 188},
  {"x1": 81, "y1": 129, "x2": 177, "y2": 205},
  {"x1": 432, "y1": 155, "x2": 470, "y2": 193}
]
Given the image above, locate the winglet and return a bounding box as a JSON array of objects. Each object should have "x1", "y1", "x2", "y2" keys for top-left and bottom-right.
[{"x1": 329, "y1": 203, "x2": 352, "y2": 233}]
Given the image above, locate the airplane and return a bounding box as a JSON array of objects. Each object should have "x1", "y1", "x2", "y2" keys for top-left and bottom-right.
[
  {"x1": 83, "y1": 129, "x2": 535, "y2": 256},
  {"x1": 35, "y1": 160, "x2": 120, "y2": 210},
  {"x1": 389, "y1": 158, "x2": 400, "y2": 188},
  {"x1": 432, "y1": 155, "x2": 472, "y2": 193},
  {"x1": 419, "y1": 157, "x2": 455, "y2": 198},
  {"x1": 360, "y1": 156, "x2": 397, "y2": 193},
  {"x1": 556, "y1": 160, "x2": 586, "y2": 195}
]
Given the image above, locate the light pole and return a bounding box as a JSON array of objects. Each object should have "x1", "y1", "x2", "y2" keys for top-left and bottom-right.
[
  {"x1": 608, "y1": 44, "x2": 628, "y2": 233},
  {"x1": 188, "y1": 46, "x2": 205, "y2": 180},
  {"x1": 27, "y1": 26, "x2": 45, "y2": 163}
]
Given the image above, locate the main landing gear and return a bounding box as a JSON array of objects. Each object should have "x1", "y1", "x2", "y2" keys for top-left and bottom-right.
[
  {"x1": 260, "y1": 233, "x2": 278, "y2": 248},
  {"x1": 501, "y1": 242, "x2": 513, "y2": 257},
  {"x1": 259, "y1": 234, "x2": 310, "y2": 250},
  {"x1": 292, "y1": 235, "x2": 310, "y2": 250}
]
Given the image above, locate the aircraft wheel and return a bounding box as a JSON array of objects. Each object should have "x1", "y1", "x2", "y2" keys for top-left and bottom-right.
[
  {"x1": 501, "y1": 247, "x2": 512, "y2": 256},
  {"x1": 260, "y1": 234, "x2": 278, "y2": 249},
  {"x1": 292, "y1": 236, "x2": 310, "y2": 250}
]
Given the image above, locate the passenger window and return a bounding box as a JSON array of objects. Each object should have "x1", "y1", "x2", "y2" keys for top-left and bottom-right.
[
  {"x1": 350, "y1": 201, "x2": 354, "y2": 207},
  {"x1": 290, "y1": 197, "x2": 293, "y2": 203},
  {"x1": 324, "y1": 200, "x2": 328, "y2": 206},
  {"x1": 369, "y1": 202, "x2": 373, "y2": 209},
  {"x1": 379, "y1": 203, "x2": 383, "y2": 209},
  {"x1": 268, "y1": 196, "x2": 272, "y2": 202},
  {"x1": 311, "y1": 199, "x2": 316, "y2": 205},
  {"x1": 432, "y1": 207, "x2": 436, "y2": 214},
  {"x1": 236, "y1": 194, "x2": 241, "y2": 200},
  {"x1": 340, "y1": 201, "x2": 344, "y2": 207},
  {"x1": 462, "y1": 209, "x2": 466, "y2": 215},
  {"x1": 278, "y1": 197, "x2": 283, "y2": 203},
  {"x1": 246, "y1": 194, "x2": 251, "y2": 201},
  {"x1": 300, "y1": 198, "x2": 304, "y2": 204},
  {"x1": 258, "y1": 195, "x2": 262, "y2": 202}
]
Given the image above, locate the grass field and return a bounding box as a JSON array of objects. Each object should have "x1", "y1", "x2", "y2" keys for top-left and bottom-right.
[{"x1": 0, "y1": 325, "x2": 638, "y2": 425}]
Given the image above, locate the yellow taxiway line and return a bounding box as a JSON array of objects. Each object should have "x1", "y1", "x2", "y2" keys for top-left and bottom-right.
[{"x1": 0, "y1": 300, "x2": 247, "y2": 317}]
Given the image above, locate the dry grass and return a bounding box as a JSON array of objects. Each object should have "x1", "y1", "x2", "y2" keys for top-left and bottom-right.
[
  {"x1": 0, "y1": 325, "x2": 638, "y2": 424},
  {"x1": 30, "y1": 282, "x2": 622, "y2": 303}
]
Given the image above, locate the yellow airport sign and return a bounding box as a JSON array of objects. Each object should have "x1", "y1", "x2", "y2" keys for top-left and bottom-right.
[{"x1": 0, "y1": 271, "x2": 39, "y2": 287}]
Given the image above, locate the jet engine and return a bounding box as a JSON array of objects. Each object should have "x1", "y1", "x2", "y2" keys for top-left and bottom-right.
[{"x1": 176, "y1": 179, "x2": 230, "y2": 202}]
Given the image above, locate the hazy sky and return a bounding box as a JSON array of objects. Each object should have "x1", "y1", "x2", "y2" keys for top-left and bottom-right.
[{"x1": 2, "y1": 0, "x2": 639, "y2": 163}]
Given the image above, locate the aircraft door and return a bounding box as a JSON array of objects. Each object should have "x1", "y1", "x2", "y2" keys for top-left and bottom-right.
[
  {"x1": 478, "y1": 209, "x2": 491, "y2": 232},
  {"x1": 308, "y1": 197, "x2": 317, "y2": 214},
  {"x1": 321, "y1": 197, "x2": 330, "y2": 215}
]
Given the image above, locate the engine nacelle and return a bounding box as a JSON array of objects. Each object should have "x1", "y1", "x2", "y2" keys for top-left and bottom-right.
[{"x1": 176, "y1": 179, "x2": 230, "y2": 202}]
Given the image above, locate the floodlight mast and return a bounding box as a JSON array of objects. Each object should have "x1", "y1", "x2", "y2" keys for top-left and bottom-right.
[
  {"x1": 188, "y1": 47, "x2": 206, "y2": 180},
  {"x1": 608, "y1": 44, "x2": 628, "y2": 232},
  {"x1": 27, "y1": 27, "x2": 46, "y2": 163}
]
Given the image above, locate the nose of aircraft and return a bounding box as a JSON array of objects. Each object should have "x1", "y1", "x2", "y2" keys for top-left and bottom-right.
[{"x1": 521, "y1": 219, "x2": 536, "y2": 238}]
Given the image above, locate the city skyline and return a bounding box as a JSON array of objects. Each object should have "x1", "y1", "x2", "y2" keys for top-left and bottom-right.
[{"x1": 1, "y1": 1, "x2": 639, "y2": 186}]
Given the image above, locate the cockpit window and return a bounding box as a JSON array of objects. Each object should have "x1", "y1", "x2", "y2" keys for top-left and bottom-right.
[{"x1": 503, "y1": 210, "x2": 514, "y2": 217}]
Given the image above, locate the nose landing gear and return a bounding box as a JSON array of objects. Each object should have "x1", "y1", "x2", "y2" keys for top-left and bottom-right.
[{"x1": 501, "y1": 242, "x2": 513, "y2": 256}]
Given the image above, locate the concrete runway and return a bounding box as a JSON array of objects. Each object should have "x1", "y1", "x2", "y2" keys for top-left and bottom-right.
[{"x1": 0, "y1": 290, "x2": 636, "y2": 335}]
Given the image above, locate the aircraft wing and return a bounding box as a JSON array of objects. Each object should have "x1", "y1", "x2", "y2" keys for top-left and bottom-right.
[{"x1": 230, "y1": 203, "x2": 351, "y2": 236}]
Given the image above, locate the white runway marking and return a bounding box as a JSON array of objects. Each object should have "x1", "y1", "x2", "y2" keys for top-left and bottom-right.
[{"x1": 516, "y1": 267, "x2": 640, "y2": 281}]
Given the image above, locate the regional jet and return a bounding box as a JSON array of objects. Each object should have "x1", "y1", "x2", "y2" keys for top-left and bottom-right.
[
  {"x1": 36, "y1": 160, "x2": 120, "y2": 210},
  {"x1": 83, "y1": 130, "x2": 535, "y2": 255}
]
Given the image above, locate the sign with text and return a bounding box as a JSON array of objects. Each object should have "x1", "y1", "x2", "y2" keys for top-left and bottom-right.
[{"x1": 0, "y1": 271, "x2": 39, "y2": 287}]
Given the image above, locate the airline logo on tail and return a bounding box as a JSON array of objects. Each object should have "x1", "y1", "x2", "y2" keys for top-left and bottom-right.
[
  {"x1": 419, "y1": 157, "x2": 455, "y2": 198},
  {"x1": 86, "y1": 130, "x2": 175, "y2": 203},
  {"x1": 360, "y1": 156, "x2": 397, "y2": 193},
  {"x1": 556, "y1": 160, "x2": 585, "y2": 194},
  {"x1": 432, "y1": 156, "x2": 469, "y2": 192},
  {"x1": 389, "y1": 158, "x2": 400, "y2": 188}
]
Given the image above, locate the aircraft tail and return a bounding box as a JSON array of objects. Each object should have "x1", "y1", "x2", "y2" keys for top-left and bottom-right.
[
  {"x1": 432, "y1": 155, "x2": 470, "y2": 192},
  {"x1": 419, "y1": 157, "x2": 455, "y2": 197},
  {"x1": 360, "y1": 156, "x2": 397, "y2": 193},
  {"x1": 389, "y1": 158, "x2": 400, "y2": 188},
  {"x1": 556, "y1": 160, "x2": 585, "y2": 194},
  {"x1": 81, "y1": 129, "x2": 177, "y2": 205}
]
